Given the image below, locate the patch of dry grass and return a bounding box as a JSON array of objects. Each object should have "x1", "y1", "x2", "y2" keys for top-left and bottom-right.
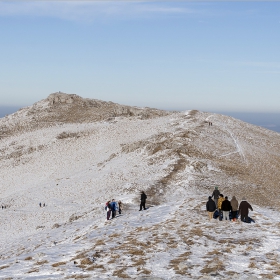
[
  {"x1": 218, "y1": 239, "x2": 231, "y2": 244},
  {"x1": 266, "y1": 252, "x2": 277, "y2": 260},
  {"x1": 189, "y1": 227, "x2": 203, "y2": 236},
  {"x1": 207, "y1": 249, "x2": 222, "y2": 256},
  {"x1": 112, "y1": 268, "x2": 130, "y2": 278},
  {"x1": 182, "y1": 238, "x2": 195, "y2": 246},
  {"x1": 71, "y1": 251, "x2": 88, "y2": 261},
  {"x1": 204, "y1": 234, "x2": 216, "y2": 241},
  {"x1": 225, "y1": 271, "x2": 239, "y2": 276},
  {"x1": 24, "y1": 256, "x2": 33, "y2": 261},
  {"x1": 52, "y1": 261, "x2": 67, "y2": 267},
  {"x1": 86, "y1": 264, "x2": 105, "y2": 271},
  {"x1": 109, "y1": 233, "x2": 120, "y2": 238},
  {"x1": 0, "y1": 265, "x2": 10, "y2": 270},
  {"x1": 94, "y1": 239, "x2": 105, "y2": 246},
  {"x1": 169, "y1": 251, "x2": 191, "y2": 274},
  {"x1": 259, "y1": 274, "x2": 274, "y2": 279},
  {"x1": 200, "y1": 257, "x2": 225, "y2": 274},
  {"x1": 140, "y1": 268, "x2": 151, "y2": 275},
  {"x1": 232, "y1": 238, "x2": 260, "y2": 246},
  {"x1": 134, "y1": 227, "x2": 145, "y2": 232},
  {"x1": 65, "y1": 275, "x2": 91, "y2": 279},
  {"x1": 107, "y1": 254, "x2": 121, "y2": 264},
  {"x1": 248, "y1": 262, "x2": 257, "y2": 268},
  {"x1": 35, "y1": 260, "x2": 48, "y2": 265},
  {"x1": 269, "y1": 261, "x2": 279, "y2": 267},
  {"x1": 133, "y1": 258, "x2": 146, "y2": 266},
  {"x1": 27, "y1": 268, "x2": 39, "y2": 274},
  {"x1": 127, "y1": 249, "x2": 145, "y2": 256},
  {"x1": 80, "y1": 258, "x2": 93, "y2": 265}
]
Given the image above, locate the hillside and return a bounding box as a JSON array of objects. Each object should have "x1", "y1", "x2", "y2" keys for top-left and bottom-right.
[{"x1": 0, "y1": 93, "x2": 280, "y2": 279}]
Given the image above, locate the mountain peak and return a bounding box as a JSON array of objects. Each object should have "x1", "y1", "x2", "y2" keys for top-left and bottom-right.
[{"x1": 0, "y1": 92, "x2": 169, "y2": 136}]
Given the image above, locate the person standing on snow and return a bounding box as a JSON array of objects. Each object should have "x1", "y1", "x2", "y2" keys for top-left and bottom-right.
[
  {"x1": 217, "y1": 194, "x2": 225, "y2": 221},
  {"x1": 118, "y1": 200, "x2": 123, "y2": 215},
  {"x1": 105, "y1": 201, "x2": 111, "y2": 220},
  {"x1": 206, "y1": 196, "x2": 216, "y2": 220},
  {"x1": 139, "y1": 191, "x2": 147, "y2": 211},
  {"x1": 110, "y1": 199, "x2": 118, "y2": 219},
  {"x1": 230, "y1": 196, "x2": 239, "y2": 221},
  {"x1": 239, "y1": 197, "x2": 253, "y2": 223},
  {"x1": 221, "y1": 196, "x2": 231, "y2": 221},
  {"x1": 212, "y1": 186, "x2": 220, "y2": 208}
]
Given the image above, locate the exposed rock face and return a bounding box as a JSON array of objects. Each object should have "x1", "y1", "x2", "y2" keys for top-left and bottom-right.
[
  {"x1": 48, "y1": 93, "x2": 76, "y2": 104},
  {"x1": 45, "y1": 92, "x2": 169, "y2": 120}
]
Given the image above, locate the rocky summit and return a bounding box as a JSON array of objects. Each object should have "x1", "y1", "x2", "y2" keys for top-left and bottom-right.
[{"x1": 0, "y1": 93, "x2": 280, "y2": 279}]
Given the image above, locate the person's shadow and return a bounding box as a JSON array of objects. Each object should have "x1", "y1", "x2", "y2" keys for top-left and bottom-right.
[{"x1": 242, "y1": 217, "x2": 255, "y2": 223}]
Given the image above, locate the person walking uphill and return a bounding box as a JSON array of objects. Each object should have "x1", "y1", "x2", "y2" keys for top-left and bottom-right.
[
  {"x1": 206, "y1": 196, "x2": 216, "y2": 221},
  {"x1": 139, "y1": 191, "x2": 147, "y2": 211},
  {"x1": 217, "y1": 194, "x2": 225, "y2": 221},
  {"x1": 221, "y1": 196, "x2": 231, "y2": 221},
  {"x1": 212, "y1": 186, "x2": 220, "y2": 208},
  {"x1": 230, "y1": 196, "x2": 239, "y2": 221},
  {"x1": 110, "y1": 199, "x2": 118, "y2": 219},
  {"x1": 239, "y1": 197, "x2": 253, "y2": 223}
]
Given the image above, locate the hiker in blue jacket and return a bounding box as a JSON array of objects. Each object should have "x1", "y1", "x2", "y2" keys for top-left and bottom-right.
[{"x1": 110, "y1": 199, "x2": 118, "y2": 219}]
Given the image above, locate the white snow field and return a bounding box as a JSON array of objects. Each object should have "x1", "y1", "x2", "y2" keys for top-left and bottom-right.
[{"x1": 0, "y1": 93, "x2": 280, "y2": 279}]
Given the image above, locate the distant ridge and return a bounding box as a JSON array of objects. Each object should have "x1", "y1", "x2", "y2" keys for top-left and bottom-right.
[{"x1": 0, "y1": 92, "x2": 169, "y2": 136}]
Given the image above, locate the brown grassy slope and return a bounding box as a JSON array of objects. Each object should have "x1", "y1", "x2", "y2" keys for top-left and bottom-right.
[{"x1": 172, "y1": 111, "x2": 280, "y2": 210}]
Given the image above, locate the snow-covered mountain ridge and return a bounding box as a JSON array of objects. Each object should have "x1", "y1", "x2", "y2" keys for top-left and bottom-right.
[
  {"x1": 0, "y1": 93, "x2": 280, "y2": 279},
  {"x1": 0, "y1": 92, "x2": 168, "y2": 137}
]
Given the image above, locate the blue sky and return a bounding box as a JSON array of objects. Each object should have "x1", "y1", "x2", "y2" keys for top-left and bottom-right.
[{"x1": 0, "y1": 1, "x2": 279, "y2": 112}]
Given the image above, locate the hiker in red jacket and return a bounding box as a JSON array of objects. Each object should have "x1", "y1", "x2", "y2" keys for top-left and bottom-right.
[{"x1": 239, "y1": 197, "x2": 253, "y2": 223}]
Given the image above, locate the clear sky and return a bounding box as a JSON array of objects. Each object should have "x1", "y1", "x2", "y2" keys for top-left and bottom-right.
[{"x1": 0, "y1": 1, "x2": 279, "y2": 112}]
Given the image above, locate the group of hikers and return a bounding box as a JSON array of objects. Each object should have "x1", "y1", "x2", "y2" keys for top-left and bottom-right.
[
  {"x1": 105, "y1": 191, "x2": 148, "y2": 220},
  {"x1": 105, "y1": 199, "x2": 123, "y2": 220},
  {"x1": 105, "y1": 187, "x2": 254, "y2": 223},
  {"x1": 207, "y1": 186, "x2": 253, "y2": 223}
]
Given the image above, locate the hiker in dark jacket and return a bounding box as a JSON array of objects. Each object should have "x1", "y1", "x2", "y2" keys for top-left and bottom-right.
[
  {"x1": 140, "y1": 191, "x2": 147, "y2": 211},
  {"x1": 105, "y1": 200, "x2": 111, "y2": 220},
  {"x1": 118, "y1": 200, "x2": 123, "y2": 215},
  {"x1": 230, "y1": 196, "x2": 239, "y2": 221},
  {"x1": 206, "y1": 196, "x2": 216, "y2": 220},
  {"x1": 221, "y1": 196, "x2": 232, "y2": 221},
  {"x1": 212, "y1": 186, "x2": 220, "y2": 208},
  {"x1": 239, "y1": 197, "x2": 253, "y2": 223}
]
